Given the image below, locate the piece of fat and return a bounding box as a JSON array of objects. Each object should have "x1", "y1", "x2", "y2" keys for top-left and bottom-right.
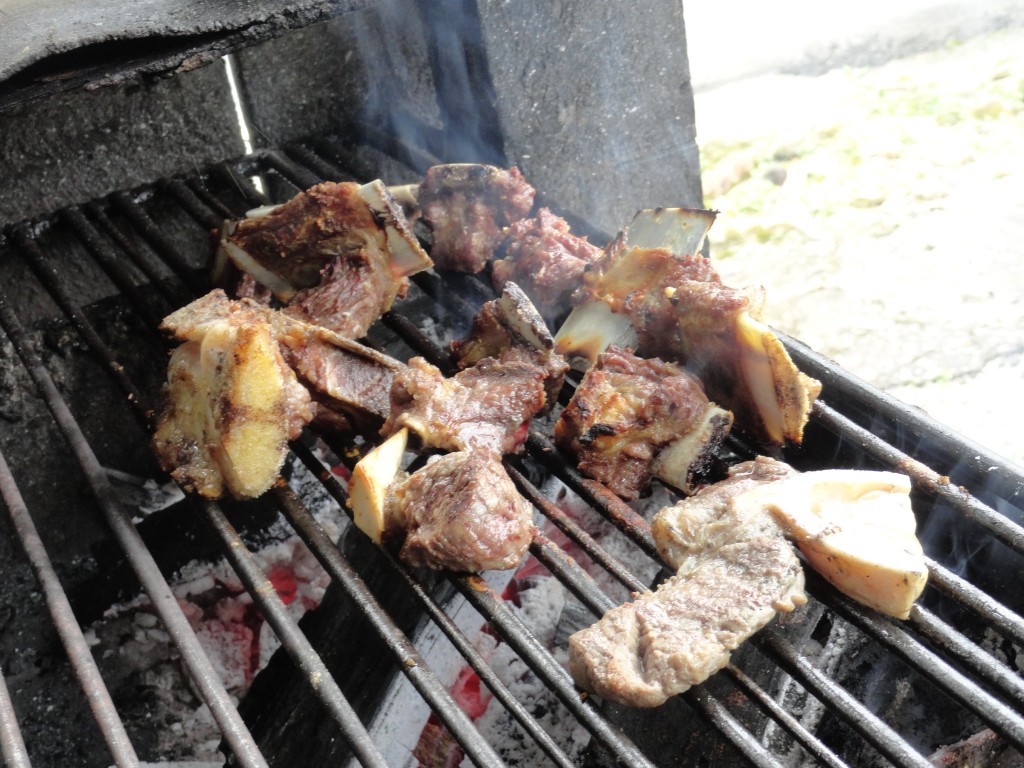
[
  {"x1": 746, "y1": 469, "x2": 928, "y2": 619},
  {"x1": 624, "y1": 207, "x2": 717, "y2": 254}
]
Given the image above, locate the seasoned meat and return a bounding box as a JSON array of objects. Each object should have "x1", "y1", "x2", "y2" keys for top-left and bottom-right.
[
  {"x1": 265, "y1": 308, "x2": 404, "y2": 433},
  {"x1": 555, "y1": 209, "x2": 820, "y2": 446},
  {"x1": 215, "y1": 180, "x2": 430, "y2": 336},
  {"x1": 491, "y1": 208, "x2": 602, "y2": 320},
  {"x1": 568, "y1": 536, "x2": 806, "y2": 708},
  {"x1": 568, "y1": 456, "x2": 806, "y2": 707},
  {"x1": 655, "y1": 458, "x2": 926, "y2": 618},
  {"x1": 418, "y1": 164, "x2": 535, "y2": 273},
  {"x1": 387, "y1": 449, "x2": 535, "y2": 572},
  {"x1": 152, "y1": 297, "x2": 313, "y2": 499},
  {"x1": 651, "y1": 456, "x2": 797, "y2": 567},
  {"x1": 555, "y1": 347, "x2": 732, "y2": 499},
  {"x1": 383, "y1": 356, "x2": 547, "y2": 455},
  {"x1": 281, "y1": 242, "x2": 406, "y2": 339},
  {"x1": 449, "y1": 282, "x2": 568, "y2": 410}
]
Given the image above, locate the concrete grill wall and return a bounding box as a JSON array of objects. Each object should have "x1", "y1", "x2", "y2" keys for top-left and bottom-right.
[{"x1": 0, "y1": 0, "x2": 703, "y2": 231}]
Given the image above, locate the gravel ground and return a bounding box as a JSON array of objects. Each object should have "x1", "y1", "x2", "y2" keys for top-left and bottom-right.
[{"x1": 693, "y1": 27, "x2": 1024, "y2": 467}]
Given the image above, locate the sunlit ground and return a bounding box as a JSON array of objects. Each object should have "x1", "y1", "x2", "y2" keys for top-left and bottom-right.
[{"x1": 691, "y1": 27, "x2": 1024, "y2": 467}]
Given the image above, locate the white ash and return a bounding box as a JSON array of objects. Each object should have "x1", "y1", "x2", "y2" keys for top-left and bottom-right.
[
  {"x1": 466, "y1": 577, "x2": 590, "y2": 767},
  {"x1": 92, "y1": 453, "x2": 346, "y2": 762}
]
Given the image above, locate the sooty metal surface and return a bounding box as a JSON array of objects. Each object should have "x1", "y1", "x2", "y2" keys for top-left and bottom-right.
[{"x1": 0, "y1": 138, "x2": 1022, "y2": 768}]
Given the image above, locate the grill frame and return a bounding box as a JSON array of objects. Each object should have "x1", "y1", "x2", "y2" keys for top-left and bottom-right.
[{"x1": 0, "y1": 139, "x2": 1022, "y2": 767}]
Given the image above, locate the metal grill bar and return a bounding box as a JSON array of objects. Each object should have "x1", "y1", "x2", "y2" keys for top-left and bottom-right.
[
  {"x1": 0, "y1": 292, "x2": 270, "y2": 768},
  {"x1": 755, "y1": 630, "x2": 933, "y2": 768},
  {"x1": 2, "y1": 141, "x2": 1022, "y2": 767},
  {"x1": 925, "y1": 558, "x2": 1024, "y2": 646},
  {"x1": 0, "y1": 669, "x2": 31, "y2": 768},
  {"x1": 270, "y1": 482, "x2": 511, "y2": 767},
  {"x1": 285, "y1": 439, "x2": 582, "y2": 768},
  {"x1": 724, "y1": 664, "x2": 848, "y2": 768},
  {"x1": 0, "y1": 450, "x2": 139, "y2": 767},
  {"x1": 199, "y1": 499, "x2": 393, "y2": 768}
]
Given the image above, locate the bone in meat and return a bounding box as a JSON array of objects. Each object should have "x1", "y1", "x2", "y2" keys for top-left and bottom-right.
[{"x1": 555, "y1": 346, "x2": 732, "y2": 499}]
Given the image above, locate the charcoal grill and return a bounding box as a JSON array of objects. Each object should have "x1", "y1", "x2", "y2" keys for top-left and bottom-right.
[{"x1": 2, "y1": 3, "x2": 1024, "y2": 767}]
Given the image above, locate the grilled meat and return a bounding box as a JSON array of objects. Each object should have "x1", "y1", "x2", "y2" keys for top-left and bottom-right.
[
  {"x1": 383, "y1": 356, "x2": 547, "y2": 455},
  {"x1": 651, "y1": 456, "x2": 797, "y2": 567},
  {"x1": 735, "y1": 468, "x2": 927, "y2": 619},
  {"x1": 388, "y1": 449, "x2": 535, "y2": 572},
  {"x1": 555, "y1": 346, "x2": 732, "y2": 499},
  {"x1": 449, "y1": 282, "x2": 568, "y2": 410},
  {"x1": 569, "y1": 456, "x2": 806, "y2": 707},
  {"x1": 556, "y1": 208, "x2": 821, "y2": 446},
  {"x1": 154, "y1": 290, "x2": 407, "y2": 498},
  {"x1": 491, "y1": 208, "x2": 603, "y2": 320},
  {"x1": 654, "y1": 457, "x2": 927, "y2": 618},
  {"x1": 568, "y1": 536, "x2": 806, "y2": 708},
  {"x1": 418, "y1": 164, "x2": 535, "y2": 273},
  {"x1": 153, "y1": 296, "x2": 313, "y2": 499},
  {"x1": 215, "y1": 180, "x2": 431, "y2": 336}
]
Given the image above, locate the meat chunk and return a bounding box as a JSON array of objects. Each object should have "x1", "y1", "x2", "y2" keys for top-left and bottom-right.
[
  {"x1": 568, "y1": 536, "x2": 806, "y2": 708},
  {"x1": 387, "y1": 449, "x2": 535, "y2": 572},
  {"x1": 651, "y1": 456, "x2": 797, "y2": 567},
  {"x1": 491, "y1": 208, "x2": 602, "y2": 321},
  {"x1": 418, "y1": 164, "x2": 535, "y2": 273},
  {"x1": 215, "y1": 180, "x2": 431, "y2": 336},
  {"x1": 654, "y1": 456, "x2": 927, "y2": 618},
  {"x1": 449, "y1": 281, "x2": 568, "y2": 410},
  {"x1": 383, "y1": 356, "x2": 547, "y2": 455},
  {"x1": 568, "y1": 457, "x2": 807, "y2": 707},
  {"x1": 555, "y1": 347, "x2": 732, "y2": 499},
  {"x1": 555, "y1": 208, "x2": 821, "y2": 446},
  {"x1": 152, "y1": 297, "x2": 313, "y2": 499}
]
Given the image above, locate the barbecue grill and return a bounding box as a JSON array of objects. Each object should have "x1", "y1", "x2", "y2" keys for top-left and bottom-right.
[{"x1": 2, "y1": 3, "x2": 1024, "y2": 766}]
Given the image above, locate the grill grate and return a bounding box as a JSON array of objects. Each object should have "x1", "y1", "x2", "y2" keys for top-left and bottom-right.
[{"x1": 0, "y1": 138, "x2": 1022, "y2": 767}]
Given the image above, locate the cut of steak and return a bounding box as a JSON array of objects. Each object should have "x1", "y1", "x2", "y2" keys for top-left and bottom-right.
[
  {"x1": 491, "y1": 207, "x2": 603, "y2": 321},
  {"x1": 388, "y1": 449, "x2": 535, "y2": 572},
  {"x1": 418, "y1": 164, "x2": 536, "y2": 273},
  {"x1": 555, "y1": 346, "x2": 732, "y2": 499},
  {"x1": 449, "y1": 281, "x2": 568, "y2": 411},
  {"x1": 568, "y1": 535, "x2": 806, "y2": 708}
]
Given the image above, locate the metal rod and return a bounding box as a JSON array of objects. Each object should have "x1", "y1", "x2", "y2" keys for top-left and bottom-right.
[
  {"x1": 813, "y1": 402, "x2": 1024, "y2": 556},
  {"x1": 725, "y1": 665, "x2": 849, "y2": 768},
  {"x1": 84, "y1": 201, "x2": 192, "y2": 309},
  {"x1": 0, "y1": 669, "x2": 32, "y2": 768},
  {"x1": 453, "y1": 575, "x2": 658, "y2": 768},
  {"x1": 505, "y1": 459, "x2": 652, "y2": 595},
  {"x1": 683, "y1": 687, "x2": 787, "y2": 768},
  {"x1": 199, "y1": 498, "x2": 391, "y2": 768},
  {"x1": 10, "y1": 228, "x2": 148, "y2": 425},
  {"x1": 0, "y1": 293, "x2": 269, "y2": 768},
  {"x1": 925, "y1": 558, "x2": 1024, "y2": 646},
  {"x1": 756, "y1": 630, "x2": 933, "y2": 768},
  {"x1": 271, "y1": 483, "x2": 508, "y2": 768},
  {"x1": 0, "y1": 450, "x2": 140, "y2": 767},
  {"x1": 287, "y1": 440, "x2": 577, "y2": 767}
]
